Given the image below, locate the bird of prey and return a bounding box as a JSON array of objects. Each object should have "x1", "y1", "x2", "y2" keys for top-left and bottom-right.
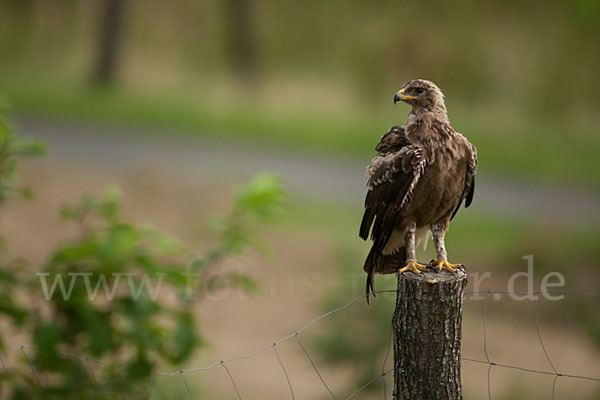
[{"x1": 359, "y1": 79, "x2": 477, "y2": 302}]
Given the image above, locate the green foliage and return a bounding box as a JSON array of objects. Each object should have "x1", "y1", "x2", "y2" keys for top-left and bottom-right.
[
  {"x1": 0, "y1": 187, "x2": 199, "y2": 399},
  {"x1": 235, "y1": 173, "x2": 284, "y2": 220},
  {"x1": 0, "y1": 103, "x2": 44, "y2": 355},
  {"x1": 207, "y1": 172, "x2": 284, "y2": 258},
  {"x1": 0, "y1": 111, "x2": 285, "y2": 398},
  {"x1": 193, "y1": 173, "x2": 284, "y2": 299},
  {"x1": 0, "y1": 98, "x2": 45, "y2": 202}
]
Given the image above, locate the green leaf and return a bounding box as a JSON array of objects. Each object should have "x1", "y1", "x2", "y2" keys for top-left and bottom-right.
[
  {"x1": 33, "y1": 323, "x2": 63, "y2": 370},
  {"x1": 226, "y1": 273, "x2": 258, "y2": 295},
  {"x1": 99, "y1": 186, "x2": 121, "y2": 222},
  {"x1": 84, "y1": 310, "x2": 114, "y2": 356},
  {"x1": 51, "y1": 238, "x2": 100, "y2": 265},
  {"x1": 171, "y1": 312, "x2": 198, "y2": 363},
  {"x1": 125, "y1": 353, "x2": 153, "y2": 380},
  {"x1": 235, "y1": 173, "x2": 285, "y2": 220}
]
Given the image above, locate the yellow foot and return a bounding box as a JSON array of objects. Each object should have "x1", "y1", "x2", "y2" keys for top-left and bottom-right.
[
  {"x1": 431, "y1": 259, "x2": 463, "y2": 273},
  {"x1": 398, "y1": 261, "x2": 428, "y2": 276}
]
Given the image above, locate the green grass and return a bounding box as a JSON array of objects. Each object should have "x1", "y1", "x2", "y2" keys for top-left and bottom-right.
[{"x1": 5, "y1": 83, "x2": 600, "y2": 187}]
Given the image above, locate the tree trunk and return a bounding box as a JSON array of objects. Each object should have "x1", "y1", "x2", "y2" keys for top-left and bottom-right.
[
  {"x1": 393, "y1": 269, "x2": 467, "y2": 400},
  {"x1": 224, "y1": 0, "x2": 257, "y2": 85},
  {"x1": 92, "y1": 0, "x2": 125, "y2": 86}
]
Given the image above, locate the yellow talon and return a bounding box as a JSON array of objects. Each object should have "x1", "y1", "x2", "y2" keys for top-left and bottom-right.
[
  {"x1": 431, "y1": 259, "x2": 463, "y2": 273},
  {"x1": 398, "y1": 261, "x2": 428, "y2": 275}
]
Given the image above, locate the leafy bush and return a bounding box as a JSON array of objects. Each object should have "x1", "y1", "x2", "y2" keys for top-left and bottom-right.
[{"x1": 0, "y1": 107, "x2": 284, "y2": 399}]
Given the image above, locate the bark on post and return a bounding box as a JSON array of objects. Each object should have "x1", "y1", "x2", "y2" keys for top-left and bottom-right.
[{"x1": 393, "y1": 268, "x2": 467, "y2": 400}]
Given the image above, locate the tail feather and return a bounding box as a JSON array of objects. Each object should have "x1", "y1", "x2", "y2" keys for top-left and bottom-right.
[
  {"x1": 366, "y1": 267, "x2": 375, "y2": 305},
  {"x1": 364, "y1": 245, "x2": 406, "y2": 304},
  {"x1": 359, "y1": 207, "x2": 376, "y2": 240}
]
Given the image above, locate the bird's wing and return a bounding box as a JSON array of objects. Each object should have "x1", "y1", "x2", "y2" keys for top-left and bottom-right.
[
  {"x1": 359, "y1": 131, "x2": 425, "y2": 246},
  {"x1": 360, "y1": 132, "x2": 425, "y2": 300},
  {"x1": 375, "y1": 125, "x2": 409, "y2": 153},
  {"x1": 450, "y1": 141, "x2": 478, "y2": 220}
]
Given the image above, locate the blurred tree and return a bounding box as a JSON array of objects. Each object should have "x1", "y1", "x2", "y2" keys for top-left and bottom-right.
[
  {"x1": 92, "y1": 0, "x2": 126, "y2": 86},
  {"x1": 223, "y1": 0, "x2": 258, "y2": 85}
]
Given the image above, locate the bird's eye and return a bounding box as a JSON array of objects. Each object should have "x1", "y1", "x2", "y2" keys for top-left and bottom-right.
[{"x1": 415, "y1": 87, "x2": 424, "y2": 94}]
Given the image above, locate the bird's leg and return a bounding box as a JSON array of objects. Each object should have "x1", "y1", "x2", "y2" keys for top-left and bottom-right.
[
  {"x1": 430, "y1": 223, "x2": 462, "y2": 273},
  {"x1": 398, "y1": 223, "x2": 427, "y2": 275}
]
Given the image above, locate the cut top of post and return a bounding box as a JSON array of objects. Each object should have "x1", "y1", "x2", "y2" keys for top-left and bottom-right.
[{"x1": 399, "y1": 268, "x2": 467, "y2": 284}]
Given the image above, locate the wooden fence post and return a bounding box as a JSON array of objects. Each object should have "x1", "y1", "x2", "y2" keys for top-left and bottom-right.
[{"x1": 392, "y1": 268, "x2": 467, "y2": 399}]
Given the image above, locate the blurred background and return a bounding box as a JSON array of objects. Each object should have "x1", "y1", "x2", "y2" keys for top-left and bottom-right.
[{"x1": 0, "y1": 0, "x2": 599, "y2": 398}]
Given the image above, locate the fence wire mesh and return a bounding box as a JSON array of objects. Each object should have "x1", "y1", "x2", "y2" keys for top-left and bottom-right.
[{"x1": 1, "y1": 289, "x2": 598, "y2": 399}]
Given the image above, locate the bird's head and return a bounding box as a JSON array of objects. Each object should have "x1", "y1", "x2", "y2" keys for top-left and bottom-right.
[{"x1": 394, "y1": 79, "x2": 445, "y2": 113}]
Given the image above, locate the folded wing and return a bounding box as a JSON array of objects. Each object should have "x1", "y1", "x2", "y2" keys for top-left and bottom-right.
[
  {"x1": 360, "y1": 127, "x2": 426, "y2": 274},
  {"x1": 450, "y1": 142, "x2": 478, "y2": 221}
]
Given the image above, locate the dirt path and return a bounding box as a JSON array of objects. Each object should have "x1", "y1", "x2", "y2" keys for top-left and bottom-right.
[{"x1": 14, "y1": 115, "x2": 600, "y2": 226}]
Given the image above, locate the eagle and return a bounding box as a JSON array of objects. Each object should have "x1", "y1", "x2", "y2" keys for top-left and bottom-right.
[{"x1": 359, "y1": 79, "x2": 477, "y2": 302}]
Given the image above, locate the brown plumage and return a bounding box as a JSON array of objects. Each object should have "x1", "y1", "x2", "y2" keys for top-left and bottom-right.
[{"x1": 360, "y1": 79, "x2": 477, "y2": 302}]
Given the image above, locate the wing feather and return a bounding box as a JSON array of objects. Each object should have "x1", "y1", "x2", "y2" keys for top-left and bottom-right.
[
  {"x1": 450, "y1": 142, "x2": 478, "y2": 221},
  {"x1": 359, "y1": 127, "x2": 425, "y2": 261}
]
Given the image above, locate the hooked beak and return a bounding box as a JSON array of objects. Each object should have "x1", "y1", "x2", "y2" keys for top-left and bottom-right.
[{"x1": 394, "y1": 88, "x2": 418, "y2": 104}]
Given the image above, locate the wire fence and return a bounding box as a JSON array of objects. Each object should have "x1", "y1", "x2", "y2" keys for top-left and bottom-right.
[{"x1": 1, "y1": 289, "x2": 599, "y2": 399}]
